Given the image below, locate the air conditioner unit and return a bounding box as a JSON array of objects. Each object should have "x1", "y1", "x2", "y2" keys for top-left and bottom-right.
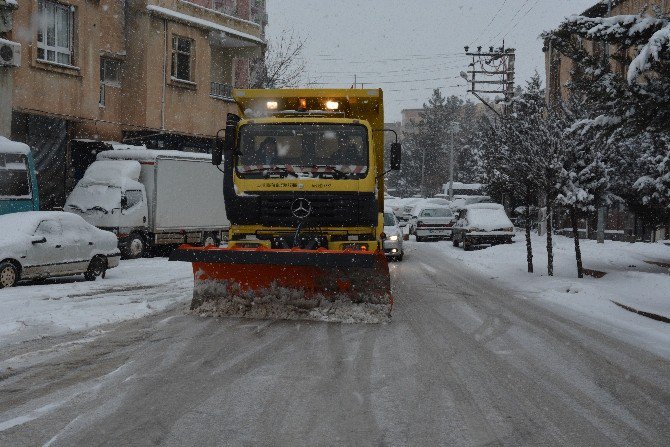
[{"x1": 0, "y1": 38, "x2": 21, "y2": 67}]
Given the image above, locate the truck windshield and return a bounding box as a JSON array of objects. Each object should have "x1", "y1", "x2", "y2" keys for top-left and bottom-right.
[
  {"x1": 0, "y1": 154, "x2": 31, "y2": 199},
  {"x1": 236, "y1": 124, "x2": 369, "y2": 179}
]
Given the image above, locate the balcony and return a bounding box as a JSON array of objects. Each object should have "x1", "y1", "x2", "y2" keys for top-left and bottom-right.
[{"x1": 210, "y1": 81, "x2": 233, "y2": 100}]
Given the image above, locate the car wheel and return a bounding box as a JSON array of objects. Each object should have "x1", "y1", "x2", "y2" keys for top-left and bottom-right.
[
  {"x1": 453, "y1": 238, "x2": 460, "y2": 247},
  {"x1": 84, "y1": 256, "x2": 107, "y2": 281},
  {"x1": 397, "y1": 252, "x2": 404, "y2": 262},
  {"x1": 463, "y1": 241, "x2": 473, "y2": 251},
  {"x1": 415, "y1": 236, "x2": 423, "y2": 242},
  {"x1": 0, "y1": 262, "x2": 19, "y2": 288},
  {"x1": 125, "y1": 234, "x2": 145, "y2": 259}
]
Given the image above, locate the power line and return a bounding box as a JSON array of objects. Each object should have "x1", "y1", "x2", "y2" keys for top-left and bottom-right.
[
  {"x1": 487, "y1": 0, "x2": 532, "y2": 44},
  {"x1": 308, "y1": 76, "x2": 462, "y2": 86},
  {"x1": 500, "y1": 0, "x2": 541, "y2": 41},
  {"x1": 468, "y1": 0, "x2": 509, "y2": 46}
]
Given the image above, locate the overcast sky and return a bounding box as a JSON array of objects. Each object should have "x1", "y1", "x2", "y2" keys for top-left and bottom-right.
[{"x1": 266, "y1": 0, "x2": 597, "y2": 121}]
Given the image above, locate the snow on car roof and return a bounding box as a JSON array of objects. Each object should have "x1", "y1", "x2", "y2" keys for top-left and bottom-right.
[
  {"x1": 98, "y1": 145, "x2": 212, "y2": 162},
  {"x1": 464, "y1": 203, "x2": 505, "y2": 210},
  {"x1": 0, "y1": 137, "x2": 30, "y2": 155},
  {"x1": 0, "y1": 211, "x2": 69, "y2": 236}
]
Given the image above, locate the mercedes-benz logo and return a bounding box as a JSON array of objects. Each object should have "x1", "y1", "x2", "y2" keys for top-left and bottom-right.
[{"x1": 291, "y1": 198, "x2": 312, "y2": 219}]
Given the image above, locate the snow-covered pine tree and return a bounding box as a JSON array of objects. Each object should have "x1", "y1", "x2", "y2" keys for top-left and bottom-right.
[{"x1": 543, "y1": 10, "x2": 670, "y2": 236}]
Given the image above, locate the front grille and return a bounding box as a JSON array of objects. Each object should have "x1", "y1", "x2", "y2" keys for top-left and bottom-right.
[{"x1": 257, "y1": 192, "x2": 377, "y2": 227}]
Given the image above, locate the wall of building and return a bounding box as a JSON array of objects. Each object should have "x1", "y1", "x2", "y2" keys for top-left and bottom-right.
[{"x1": 6, "y1": 0, "x2": 266, "y2": 209}]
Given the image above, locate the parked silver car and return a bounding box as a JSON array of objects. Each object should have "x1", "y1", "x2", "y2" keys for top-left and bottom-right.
[
  {"x1": 414, "y1": 206, "x2": 456, "y2": 242},
  {"x1": 0, "y1": 212, "x2": 121, "y2": 288}
]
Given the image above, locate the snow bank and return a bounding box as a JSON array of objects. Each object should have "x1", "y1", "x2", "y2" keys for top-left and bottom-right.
[
  {"x1": 0, "y1": 259, "x2": 193, "y2": 347},
  {"x1": 430, "y1": 235, "x2": 670, "y2": 358}
]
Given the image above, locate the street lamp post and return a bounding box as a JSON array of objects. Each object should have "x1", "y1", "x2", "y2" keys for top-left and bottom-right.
[{"x1": 448, "y1": 121, "x2": 461, "y2": 200}]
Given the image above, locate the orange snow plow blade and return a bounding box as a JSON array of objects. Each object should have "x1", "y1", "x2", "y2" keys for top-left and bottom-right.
[{"x1": 169, "y1": 245, "x2": 392, "y2": 323}]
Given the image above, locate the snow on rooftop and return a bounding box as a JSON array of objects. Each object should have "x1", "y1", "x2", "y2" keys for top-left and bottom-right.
[
  {"x1": 98, "y1": 145, "x2": 212, "y2": 162},
  {"x1": 146, "y1": 5, "x2": 265, "y2": 45},
  {"x1": 0, "y1": 137, "x2": 30, "y2": 155}
]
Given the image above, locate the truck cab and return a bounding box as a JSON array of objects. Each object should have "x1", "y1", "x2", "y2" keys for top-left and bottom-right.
[
  {"x1": 0, "y1": 137, "x2": 39, "y2": 215},
  {"x1": 220, "y1": 89, "x2": 400, "y2": 252}
]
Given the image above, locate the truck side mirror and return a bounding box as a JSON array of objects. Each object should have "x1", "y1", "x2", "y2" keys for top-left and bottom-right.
[
  {"x1": 390, "y1": 143, "x2": 401, "y2": 171},
  {"x1": 224, "y1": 113, "x2": 241, "y2": 154},
  {"x1": 212, "y1": 138, "x2": 224, "y2": 166}
]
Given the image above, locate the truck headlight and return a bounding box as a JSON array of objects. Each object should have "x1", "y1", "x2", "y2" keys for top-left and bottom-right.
[{"x1": 389, "y1": 235, "x2": 399, "y2": 241}]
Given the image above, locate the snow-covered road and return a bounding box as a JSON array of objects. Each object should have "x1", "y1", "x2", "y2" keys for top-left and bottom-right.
[{"x1": 1, "y1": 241, "x2": 669, "y2": 446}]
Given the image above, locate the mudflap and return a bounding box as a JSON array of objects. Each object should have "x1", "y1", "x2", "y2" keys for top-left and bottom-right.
[{"x1": 169, "y1": 245, "x2": 393, "y2": 323}]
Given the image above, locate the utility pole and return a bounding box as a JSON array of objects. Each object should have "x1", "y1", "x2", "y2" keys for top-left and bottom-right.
[
  {"x1": 460, "y1": 43, "x2": 516, "y2": 118},
  {"x1": 448, "y1": 121, "x2": 461, "y2": 200},
  {"x1": 597, "y1": 0, "x2": 612, "y2": 244},
  {"x1": 420, "y1": 145, "x2": 426, "y2": 197}
]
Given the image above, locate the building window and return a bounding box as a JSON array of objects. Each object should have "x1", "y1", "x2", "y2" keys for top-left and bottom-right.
[
  {"x1": 171, "y1": 36, "x2": 194, "y2": 82},
  {"x1": 100, "y1": 57, "x2": 121, "y2": 86},
  {"x1": 99, "y1": 57, "x2": 121, "y2": 106},
  {"x1": 37, "y1": 0, "x2": 73, "y2": 66}
]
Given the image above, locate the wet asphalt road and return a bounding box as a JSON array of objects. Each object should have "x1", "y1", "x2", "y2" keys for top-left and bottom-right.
[{"x1": 1, "y1": 241, "x2": 669, "y2": 446}]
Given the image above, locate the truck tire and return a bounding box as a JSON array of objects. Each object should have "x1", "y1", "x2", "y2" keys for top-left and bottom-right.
[
  {"x1": 0, "y1": 261, "x2": 19, "y2": 288},
  {"x1": 125, "y1": 234, "x2": 145, "y2": 259},
  {"x1": 84, "y1": 256, "x2": 107, "y2": 281}
]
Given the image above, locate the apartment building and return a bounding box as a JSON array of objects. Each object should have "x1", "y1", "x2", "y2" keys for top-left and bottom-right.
[
  {"x1": 0, "y1": 0, "x2": 266, "y2": 210},
  {"x1": 545, "y1": 0, "x2": 669, "y2": 104}
]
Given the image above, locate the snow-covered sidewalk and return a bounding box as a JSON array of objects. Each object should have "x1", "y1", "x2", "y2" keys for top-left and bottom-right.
[
  {"x1": 426, "y1": 233, "x2": 670, "y2": 356},
  {"x1": 0, "y1": 259, "x2": 192, "y2": 347}
]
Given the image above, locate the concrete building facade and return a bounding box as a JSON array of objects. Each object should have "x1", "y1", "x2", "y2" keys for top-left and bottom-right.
[{"x1": 1, "y1": 0, "x2": 266, "y2": 209}]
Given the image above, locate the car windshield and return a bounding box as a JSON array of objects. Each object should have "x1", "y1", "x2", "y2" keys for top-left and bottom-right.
[
  {"x1": 383, "y1": 212, "x2": 396, "y2": 226},
  {"x1": 236, "y1": 124, "x2": 369, "y2": 179},
  {"x1": 0, "y1": 154, "x2": 31, "y2": 199},
  {"x1": 420, "y1": 208, "x2": 452, "y2": 218}
]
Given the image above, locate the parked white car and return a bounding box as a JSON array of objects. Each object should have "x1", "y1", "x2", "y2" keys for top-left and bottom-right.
[
  {"x1": 0, "y1": 211, "x2": 121, "y2": 288},
  {"x1": 383, "y1": 208, "x2": 404, "y2": 261},
  {"x1": 452, "y1": 203, "x2": 515, "y2": 250},
  {"x1": 413, "y1": 206, "x2": 456, "y2": 242}
]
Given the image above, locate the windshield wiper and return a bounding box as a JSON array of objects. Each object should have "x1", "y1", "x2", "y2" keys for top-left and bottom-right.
[
  {"x1": 239, "y1": 167, "x2": 299, "y2": 178},
  {"x1": 310, "y1": 165, "x2": 352, "y2": 179},
  {"x1": 90, "y1": 206, "x2": 109, "y2": 214}
]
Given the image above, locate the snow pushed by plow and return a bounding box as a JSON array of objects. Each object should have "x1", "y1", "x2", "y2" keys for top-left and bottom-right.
[{"x1": 190, "y1": 279, "x2": 392, "y2": 324}]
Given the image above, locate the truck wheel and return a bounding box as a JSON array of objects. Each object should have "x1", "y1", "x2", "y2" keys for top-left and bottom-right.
[
  {"x1": 84, "y1": 256, "x2": 107, "y2": 281},
  {"x1": 0, "y1": 261, "x2": 19, "y2": 288},
  {"x1": 125, "y1": 234, "x2": 145, "y2": 259}
]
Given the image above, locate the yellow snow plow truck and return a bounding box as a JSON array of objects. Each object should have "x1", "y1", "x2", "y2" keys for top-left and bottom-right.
[{"x1": 170, "y1": 89, "x2": 401, "y2": 323}]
